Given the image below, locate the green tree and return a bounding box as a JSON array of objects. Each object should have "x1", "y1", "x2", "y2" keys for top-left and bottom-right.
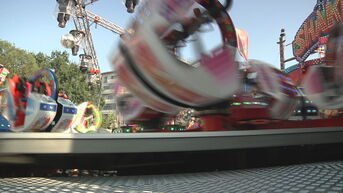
[
  {"x1": 34, "y1": 52, "x2": 50, "y2": 68},
  {"x1": 102, "y1": 113, "x2": 117, "y2": 129},
  {"x1": 35, "y1": 50, "x2": 103, "y2": 105},
  {"x1": 0, "y1": 40, "x2": 39, "y2": 77}
]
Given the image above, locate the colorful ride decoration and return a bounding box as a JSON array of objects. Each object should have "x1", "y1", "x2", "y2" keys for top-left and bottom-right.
[
  {"x1": 292, "y1": 0, "x2": 343, "y2": 62},
  {"x1": 72, "y1": 102, "x2": 102, "y2": 133},
  {"x1": 113, "y1": 0, "x2": 240, "y2": 120},
  {"x1": 160, "y1": 124, "x2": 187, "y2": 132},
  {"x1": 115, "y1": 124, "x2": 145, "y2": 133},
  {"x1": 283, "y1": 58, "x2": 325, "y2": 85},
  {"x1": 0, "y1": 64, "x2": 9, "y2": 85},
  {"x1": 6, "y1": 68, "x2": 59, "y2": 132},
  {"x1": 283, "y1": 0, "x2": 343, "y2": 86},
  {"x1": 0, "y1": 88, "x2": 7, "y2": 115},
  {"x1": 235, "y1": 28, "x2": 249, "y2": 61},
  {"x1": 302, "y1": 24, "x2": 343, "y2": 110}
]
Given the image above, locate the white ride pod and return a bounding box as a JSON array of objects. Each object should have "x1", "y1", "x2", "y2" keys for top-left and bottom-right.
[
  {"x1": 50, "y1": 97, "x2": 78, "y2": 132},
  {"x1": 248, "y1": 60, "x2": 283, "y2": 99},
  {"x1": 124, "y1": 36, "x2": 240, "y2": 107},
  {"x1": 119, "y1": 0, "x2": 241, "y2": 110},
  {"x1": 55, "y1": 0, "x2": 76, "y2": 28},
  {"x1": 60, "y1": 33, "x2": 75, "y2": 49},
  {"x1": 113, "y1": 53, "x2": 180, "y2": 117},
  {"x1": 248, "y1": 59, "x2": 299, "y2": 119},
  {"x1": 12, "y1": 93, "x2": 57, "y2": 132},
  {"x1": 302, "y1": 65, "x2": 343, "y2": 110}
]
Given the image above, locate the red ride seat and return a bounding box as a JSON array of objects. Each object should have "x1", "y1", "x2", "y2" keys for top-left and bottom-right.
[{"x1": 9, "y1": 75, "x2": 31, "y2": 127}]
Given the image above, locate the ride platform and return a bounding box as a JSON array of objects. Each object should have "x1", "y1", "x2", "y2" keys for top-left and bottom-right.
[
  {"x1": 1, "y1": 126, "x2": 343, "y2": 154},
  {"x1": 0, "y1": 126, "x2": 343, "y2": 192},
  {"x1": 0, "y1": 126, "x2": 343, "y2": 172}
]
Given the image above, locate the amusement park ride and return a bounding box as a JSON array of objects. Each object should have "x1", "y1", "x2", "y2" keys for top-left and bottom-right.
[
  {"x1": 113, "y1": 0, "x2": 343, "y2": 132},
  {"x1": 0, "y1": 0, "x2": 343, "y2": 148},
  {"x1": 1, "y1": 3, "x2": 343, "y2": 183}
]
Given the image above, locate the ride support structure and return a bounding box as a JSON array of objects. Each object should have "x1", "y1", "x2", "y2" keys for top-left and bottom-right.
[{"x1": 57, "y1": 0, "x2": 127, "y2": 83}]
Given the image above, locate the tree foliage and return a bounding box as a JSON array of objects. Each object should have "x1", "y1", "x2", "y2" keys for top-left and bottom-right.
[
  {"x1": 0, "y1": 40, "x2": 39, "y2": 77},
  {"x1": 0, "y1": 40, "x2": 103, "y2": 106},
  {"x1": 102, "y1": 113, "x2": 117, "y2": 129}
]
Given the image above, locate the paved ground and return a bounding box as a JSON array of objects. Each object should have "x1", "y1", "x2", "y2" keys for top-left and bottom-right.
[{"x1": 0, "y1": 161, "x2": 343, "y2": 193}]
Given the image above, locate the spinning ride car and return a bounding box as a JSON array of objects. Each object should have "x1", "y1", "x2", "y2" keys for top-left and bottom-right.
[
  {"x1": 230, "y1": 60, "x2": 299, "y2": 126},
  {"x1": 113, "y1": 0, "x2": 240, "y2": 121},
  {"x1": 302, "y1": 24, "x2": 343, "y2": 110},
  {"x1": 7, "y1": 69, "x2": 58, "y2": 132},
  {"x1": 248, "y1": 60, "x2": 299, "y2": 119}
]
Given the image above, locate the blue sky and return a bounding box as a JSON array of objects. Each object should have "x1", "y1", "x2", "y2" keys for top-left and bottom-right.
[{"x1": 0, "y1": 0, "x2": 316, "y2": 72}]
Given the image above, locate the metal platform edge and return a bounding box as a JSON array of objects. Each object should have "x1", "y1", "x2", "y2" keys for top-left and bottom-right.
[{"x1": 0, "y1": 127, "x2": 343, "y2": 154}]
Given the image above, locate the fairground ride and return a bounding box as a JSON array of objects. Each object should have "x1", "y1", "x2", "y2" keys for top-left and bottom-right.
[
  {"x1": 1, "y1": 1, "x2": 343, "y2": 176},
  {"x1": 280, "y1": 0, "x2": 343, "y2": 119},
  {"x1": 113, "y1": 0, "x2": 343, "y2": 132}
]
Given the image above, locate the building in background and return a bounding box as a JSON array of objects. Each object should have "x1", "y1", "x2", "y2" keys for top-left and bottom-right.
[
  {"x1": 101, "y1": 71, "x2": 117, "y2": 115},
  {"x1": 101, "y1": 71, "x2": 129, "y2": 128}
]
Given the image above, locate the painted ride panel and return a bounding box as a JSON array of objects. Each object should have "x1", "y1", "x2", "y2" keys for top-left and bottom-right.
[
  {"x1": 113, "y1": 54, "x2": 180, "y2": 115},
  {"x1": 49, "y1": 96, "x2": 78, "y2": 132}
]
